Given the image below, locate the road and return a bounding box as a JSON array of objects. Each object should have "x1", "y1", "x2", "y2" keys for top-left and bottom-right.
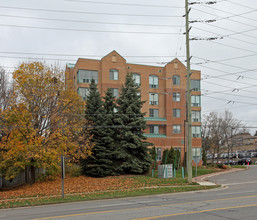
[{"x1": 1, "y1": 166, "x2": 257, "y2": 220}]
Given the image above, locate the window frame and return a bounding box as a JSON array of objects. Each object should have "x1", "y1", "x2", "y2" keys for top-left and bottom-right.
[
  {"x1": 173, "y1": 108, "x2": 181, "y2": 118},
  {"x1": 149, "y1": 93, "x2": 159, "y2": 105},
  {"x1": 77, "y1": 87, "x2": 90, "y2": 101},
  {"x1": 109, "y1": 69, "x2": 119, "y2": 80},
  {"x1": 192, "y1": 126, "x2": 201, "y2": 138},
  {"x1": 110, "y1": 88, "x2": 119, "y2": 98},
  {"x1": 150, "y1": 125, "x2": 159, "y2": 134},
  {"x1": 149, "y1": 109, "x2": 159, "y2": 118},
  {"x1": 191, "y1": 95, "x2": 201, "y2": 107},
  {"x1": 77, "y1": 69, "x2": 98, "y2": 84},
  {"x1": 191, "y1": 79, "x2": 200, "y2": 91},
  {"x1": 173, "y1": 125, "x2": 181, "y2": 134},
  {"x1": 192, "y1": 110, "x2": 201, "y2": 122},
  {"x1": 173, "y1": 75, "x2": 180, "y2": 85},
  {"x1": 132, "y1": 73, "x2": 141, "y2": 86},
  {"x1": 149, "y1": 75, "x2": 159, "y2": 88},
  {"x1": 173, "y1": 92, "x2": 180, "y2": 102}
]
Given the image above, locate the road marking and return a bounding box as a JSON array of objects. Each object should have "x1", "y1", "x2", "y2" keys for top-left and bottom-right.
[
  {"x1": 32, "y1": 194, "x2": 257, "y2": 220},
  {"x1": 131, "y1": 203, "x2": 257, "y2": 220},
  {"x1": 223, "y1": 180, "x2": 257, "y2": 186}
]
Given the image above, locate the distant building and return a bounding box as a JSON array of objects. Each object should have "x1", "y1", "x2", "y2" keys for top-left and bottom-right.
[
  {"x1": 231, "y1": 132, "x2": 257, "y2": 146},
  {"x1": 65, "y1": 51, "x2": 202, "y2": 163}
]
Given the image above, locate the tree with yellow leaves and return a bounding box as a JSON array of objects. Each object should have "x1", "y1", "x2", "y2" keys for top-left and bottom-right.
[{"x1": 0, "y1": 62, "x2": 92, "y2": 184}]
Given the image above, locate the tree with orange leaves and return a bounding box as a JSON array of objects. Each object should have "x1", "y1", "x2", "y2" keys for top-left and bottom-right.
[{"x1": 0, "y1": 62, "x2": 92, "y2": 183}]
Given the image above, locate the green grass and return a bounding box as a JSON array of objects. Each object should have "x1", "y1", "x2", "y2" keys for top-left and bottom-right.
[
  {"x1": 0, "y1": 185, "x2": 218, "y2": 209},
  {"x1": 0, "y1": 166, "x2": 222, "y2": 209}
]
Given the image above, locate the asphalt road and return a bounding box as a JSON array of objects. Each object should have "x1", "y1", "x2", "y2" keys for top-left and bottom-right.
[{"x1": 1, "y1": 166, "x2": 257, "y2": 220}]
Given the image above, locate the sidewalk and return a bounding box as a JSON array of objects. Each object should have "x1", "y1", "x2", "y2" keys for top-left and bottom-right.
[{"x1": 193, "y1": 168, "x2": 245, "y2": 186}]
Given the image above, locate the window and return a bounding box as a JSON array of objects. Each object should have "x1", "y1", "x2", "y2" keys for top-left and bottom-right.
[
  {"x1": 173, "y1": 75, "x2": 180, "y2": 85},
  {"x1": 150, "y1": 125, "x2": 159, "y2": 134},
  {"x1": 77, "y1": 87, "x2": 90, "y2": 101},
  {"x1": 192, "y1": 148, "x2": 202, "y2": 157},
  {"x1": 77, "y1": 70, "x2": 98, "y2": 84},
  {"x1": 192, "y1": 111, "x2": 201, "y2": 122},
  {"x1": 149, "y1": 109, "x2": 159, "y2": 118},
  {"x1": 191, "y1": 80, "x2": 200, "y2": 91},
  {"x1": 109, "y1": 69, "x2": 119, "y2": 80},
  {"x1": 156, "y1": 148, "x2": 162, "y2": 161},
  {"x1": 149, "y1": 93, "x2": 159, "y2": 105},
  {"x1": 173, "y1": 92, "x2": 180, "y2": 102},
  {"x1": 149, "y1": 75, "x2": 158, "y2": 88},
  {"x1": 110, "y1": 88, "x2": 119, "y2": 98},
  {"x1": 191, "y1": 95, "x2": 201, "y2": 107},
  {"x1": 173, "y1": 125, "x2": 181, "y2": 134},
  {"x1": 173, "y1": 109, "x2": 181, "y2": 118},
  {"x1": 192, "y1": 126, "x2": 201, "y2": 137},
  {"x1": 132, "y1": 74, "x2": 141, "y2": 86}
]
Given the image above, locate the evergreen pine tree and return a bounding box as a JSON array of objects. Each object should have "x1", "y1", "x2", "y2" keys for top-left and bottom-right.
[
  {"x1": 116, "y1": 73, "x2": 152, "y2": 174},
  {"x1": 161, "y1": 149, "x2": 169, "y2": 165},
  {"x1": 82, "y1": 81, "x2": 118, "y2": 177},
  {"x1": 167, "y1": 147, "x2": 175, "y2": 165},
  {"x1": 202, "y1": 148, "x2": 207, "y2": 166}
]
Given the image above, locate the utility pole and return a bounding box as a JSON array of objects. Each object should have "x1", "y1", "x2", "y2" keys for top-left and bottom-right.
[{"x1": 185, "y1": 0, "x2": 192, "y2": 183}]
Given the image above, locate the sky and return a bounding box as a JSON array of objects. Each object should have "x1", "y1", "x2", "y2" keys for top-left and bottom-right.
[{"x1": 1, "y1": 0, "x2": 257, "y2": 134}]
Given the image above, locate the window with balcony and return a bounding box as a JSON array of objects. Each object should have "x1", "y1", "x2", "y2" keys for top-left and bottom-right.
[
  {"x1": 173, "y1": 75, "x2": 180, "y2": 85},
  {"x1": 173, "y1": 125, "x2": 181, "y2": 134},
  {"x1": 149, "y1": 93, "x2": 159, "y2": 105},
  {"x1": 192, "y1": 126, "x2": 201, "y2": 137},
  {"x1": 173, "y1": 109, "x2": 181, "y2": 118},
  {"x1": 192, "y1": 111, "x2": 201, "y2": 122},
  {"x1": 191, "y1": 95, "x2": 201, "y2": 107},
  {"x1": 77, "y1": 69, "x2": 98, "y2": 84},
  {"x1": 149, "y1": 109, "x2": 159, "y2": 118},
  {"x1": 77, "y1": 87, "x2": 90, "y2": 101},
  {"x1": 173, "y1": 92, "x2": 180, "y2": 102},
  {"x1": 109, "y1": 69, "x2": 119, "y2": 80},
  {"x1": 110, "y1": 88, "x2": 119, "y2": 98},
  {"x1": 132, "y1": 73, "x2": 141, "y2": 86},
  {"x1": 191, "y1": 79, "x2": 200, "y2": 91},
  {"x1": 149, "y1": 75, "x2": 158, "y2": 88},
  {"x1": 150, "y1": 125, "x2": 159, "y2": 134}
]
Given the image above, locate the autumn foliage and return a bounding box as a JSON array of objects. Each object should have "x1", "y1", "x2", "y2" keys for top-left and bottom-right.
[{"x1": 0, "y1": 62, "x2": 93, "y2": 180}]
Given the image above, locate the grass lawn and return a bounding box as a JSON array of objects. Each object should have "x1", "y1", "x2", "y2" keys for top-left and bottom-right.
[{"x1": 0, "y1": 166, "x2": 220, "y2": 209}]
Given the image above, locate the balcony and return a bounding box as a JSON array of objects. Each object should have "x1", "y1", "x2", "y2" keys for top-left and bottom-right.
[
  {"x1": 144, "y1": 133, "x2": 167, "y2": 138},
  {"x1": 144, "y1": 117, "x2": 167, "y2": 122}
]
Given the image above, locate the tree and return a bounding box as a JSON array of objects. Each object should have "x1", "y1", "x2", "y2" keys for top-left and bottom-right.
[
  {"x1": 116, "y1": 73, "x2": 152, "y2": 174},
  {"x1": 202, "y1": 148, "x2": 207, "y2": 166},
  {"x1": 202, "y1": 111, "x2": 242, "y2": 162},
  {"x1": 82, "y1": 85, "x2": 120, "y2": 177},
  {"x1": 167, "y1": 147, "x2": 175, "y2": 165},
  {"x1": 0, "y1": 62, "x2": 92, "y2": 183},
  {"x1": 161, "y1": 149, "x2": 169, "y2": 165}
]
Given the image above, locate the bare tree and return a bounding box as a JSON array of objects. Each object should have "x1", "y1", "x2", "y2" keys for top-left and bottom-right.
[
  {"x1": 202, "y1": 111, "x2": 242, "y2": 162},
  {"x1": 0, "y1": 67, "x2": 13, "y2": 111}
]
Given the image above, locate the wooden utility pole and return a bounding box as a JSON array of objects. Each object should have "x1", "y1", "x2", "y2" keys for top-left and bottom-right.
[{"x1": 185, "y1": 0, "x2": 192, "y2": 183}]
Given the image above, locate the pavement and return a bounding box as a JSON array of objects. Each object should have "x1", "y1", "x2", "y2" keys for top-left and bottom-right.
[{"x1": 193, "y1": 167, "x2": 247, "y2": 186}]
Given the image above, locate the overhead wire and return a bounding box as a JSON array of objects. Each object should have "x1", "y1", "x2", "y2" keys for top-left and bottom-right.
[
  {"x1": 0, "y1": 14, "x2": 183, "y2": 28},
  {"x1": 63, "y1": 0, "x2": 184, "y2": 8},
  {"x1": 0, "y1": 5, "x2": 183, "y2": 18}
]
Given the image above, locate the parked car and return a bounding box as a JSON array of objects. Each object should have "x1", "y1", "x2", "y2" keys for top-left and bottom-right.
[
  {"x1": 237, "y1": 158, "x2": 252, "y2": 165},
  {"x1": 223, "y1": 160, "x2": 237, "y2": 165}
]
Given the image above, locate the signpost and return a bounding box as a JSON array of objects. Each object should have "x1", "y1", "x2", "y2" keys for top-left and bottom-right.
[
  {"x1": 61, "y1": 155, "x2": 65, "y2": 198},
  {"x1": 192, "y1": 148, "x2": 201, "y2": 182}
]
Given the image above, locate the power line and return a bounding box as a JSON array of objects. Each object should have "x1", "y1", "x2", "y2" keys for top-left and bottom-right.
[
  {"x1": 225, "y1": 0, "x2": 256, "y2": 10},
  {"x1": 193, "y1": 53, "x2": 257, "y2": 63},
  {"x1": 192, "y1": 8, "x2": 257, "y2": 29},
  {"x1": 0, "y1": 23, "x2": 182, "y2": 34},
  {"x1": 0, "y1": 51, "x2": 185, "y2": 58},
  {"x1": 0, "y1": 14, "x2": 183, "y2": 28},
  {"x1": 200, "y1": 4, "x2": 257, "y2": 23},
  {"x1": 193, "y1": 56, "x2": 257, "y2": 81},
  {"x1": 0, "y1": 5, "x2": 183, "y2": 18},
  {"x1": 64, "y1": 0, "x2": 184, "y2": 8}
]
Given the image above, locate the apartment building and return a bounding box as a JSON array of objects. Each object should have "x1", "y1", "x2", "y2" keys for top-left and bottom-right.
[{"x1": 65, "y1": 50, "x2": 202, "y2": 163}]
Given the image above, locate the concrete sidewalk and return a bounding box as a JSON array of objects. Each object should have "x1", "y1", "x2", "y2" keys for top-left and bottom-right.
[{"x1": 193, "y1": 168, "x2": 246, "y2": 186}]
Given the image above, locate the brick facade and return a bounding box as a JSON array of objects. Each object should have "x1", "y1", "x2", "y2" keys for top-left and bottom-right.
[{"x1": 65, "y1": 50, "x2": 202, "y2": 164}]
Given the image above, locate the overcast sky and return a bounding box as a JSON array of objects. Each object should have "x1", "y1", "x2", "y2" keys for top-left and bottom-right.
[{"x1": 1, "y1": 0, "x2": 257, "y2": 133}]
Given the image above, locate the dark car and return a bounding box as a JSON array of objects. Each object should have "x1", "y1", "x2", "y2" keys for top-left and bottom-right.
[{"x1": 237, "y1": 158, "x2": 252, "y2": 165}]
